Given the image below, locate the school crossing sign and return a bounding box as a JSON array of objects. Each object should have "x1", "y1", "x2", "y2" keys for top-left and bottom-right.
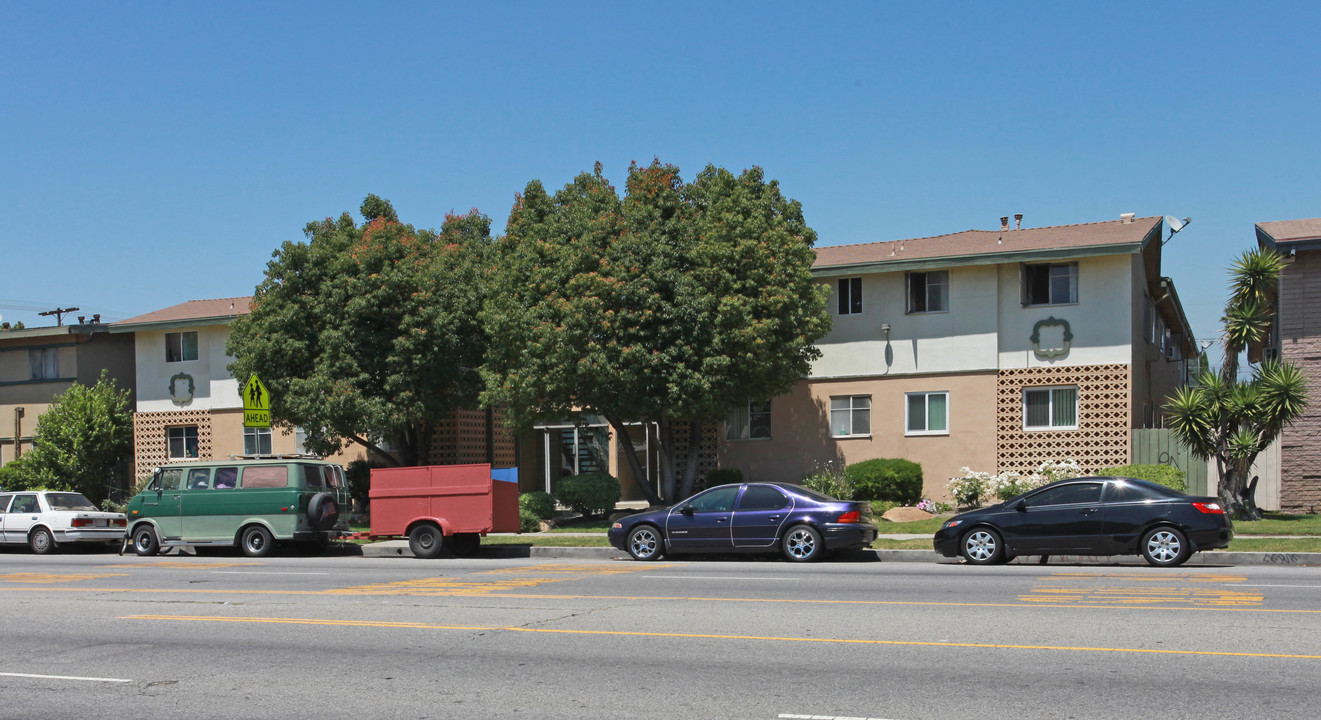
[{"x1": 242, "y1": 374, "x2": 271, "y2": 428}]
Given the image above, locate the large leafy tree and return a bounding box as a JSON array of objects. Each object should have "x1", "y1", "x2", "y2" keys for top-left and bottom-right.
[
  {"x1": 227, "y1": 195, "x2": 492, "y2": 466},
  {"x1": 482, "y1": 161, "x2": 830, "y2": 504},
  {"x1": 1165, "y1": 248, "x2": 1309, "y2": 520},
  {"x1": 0, "y1": 371, "x2": 132, "y2": 503}
]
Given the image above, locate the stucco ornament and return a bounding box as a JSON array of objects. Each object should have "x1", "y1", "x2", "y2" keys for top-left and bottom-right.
[
  {"x1": 1031, "y1": 316, "x2": 1073, "y2": 360},
  {"x1": 169, "y1": 372, "x2": 195, "y2": 406}
]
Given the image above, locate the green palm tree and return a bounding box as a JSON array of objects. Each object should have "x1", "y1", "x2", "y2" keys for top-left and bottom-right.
[{"x1": 1165, "y1": 248, "x2": 1308, "y2": 520}]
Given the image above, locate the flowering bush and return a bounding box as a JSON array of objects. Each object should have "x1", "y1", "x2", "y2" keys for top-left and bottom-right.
[
  {"x1": 801, "y1": 461, "x2": 853, "y2": 500},
  {"x1": 916, "y1": 498, "x2": 952, "y2": 514},
  {"x1": 948, "y1": 459, "x2": 1083, "y2": 507}
]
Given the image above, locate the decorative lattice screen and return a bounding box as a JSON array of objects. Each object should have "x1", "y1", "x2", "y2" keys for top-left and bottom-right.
[
  {"x1": 996, "y1": 364, "x2": 1130, "y2": 474},
  {"x1": 132, "y1": 410, "x2": 214, "y2": 481}
]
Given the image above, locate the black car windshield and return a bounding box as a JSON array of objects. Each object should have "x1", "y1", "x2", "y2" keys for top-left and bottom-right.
[{"x1": 45, "y1": 493, "x2": 98, "y2": 511}]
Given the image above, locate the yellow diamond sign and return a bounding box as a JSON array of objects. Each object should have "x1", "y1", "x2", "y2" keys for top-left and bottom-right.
[{"x1": 242, "y1": 374, "x2": 271, "y2": 428}]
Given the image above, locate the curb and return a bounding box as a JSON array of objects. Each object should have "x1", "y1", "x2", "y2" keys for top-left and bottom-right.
[{"x1": 358, "y1": 541, "x2": 1321, "y2": 566}]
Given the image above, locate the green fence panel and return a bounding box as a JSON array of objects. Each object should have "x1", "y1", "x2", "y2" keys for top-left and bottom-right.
[{"x1": 1131, "y1": 429, "x2": 1208, "y2": 496}]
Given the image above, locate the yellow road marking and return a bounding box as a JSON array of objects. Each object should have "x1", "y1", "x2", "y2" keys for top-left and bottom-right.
[
  {"x1": 474, "y1": 563, "x2": 679, "y2": 576},
  {"x1": 121, "y1": 614, "x2": 1321, "y2": 660},
  {"x1": 0, "y1": 572, "x2": 129, "y2": 584},
  {"x1": 1025, "y1": 573, "x2": 1262, "y2": 607}
]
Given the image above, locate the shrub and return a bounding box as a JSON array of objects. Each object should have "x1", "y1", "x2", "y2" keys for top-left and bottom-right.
[
  {"x1": 519, "y1": 507, "x2": 542, "y2": 533},
  {"x1": 846, "y1": 459, "x2": 922, "y2": 504},
  {"x1": 800, "y1": 461, "x2": 852, "y2": 500},
  {"x1": 947, "y1": 468, "x2": 994, "y2": 508},
  {"x1": 870, "y1": 500, "x2": 900, "y2": 516},
  {"x1": 704, "y1": 468, "x2": 743, "y2": 487},
  {"x1": 553, "y1": 471, "x2": 621, "y2": 519},
  {"x1": 1098, "y1": 464, "x2": 1188, "y2": 493},
  {"x1": 519, "y1": 491, "x2": 556, "y2": 520}
]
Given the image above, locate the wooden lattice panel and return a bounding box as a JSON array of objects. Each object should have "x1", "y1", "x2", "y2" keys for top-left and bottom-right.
[
  {"x1": 996, "y1": 364, "x2": 1130, "y2": 475},
  {"x1": 673, "y1": 421, "x2": 720, "y2": 487},
  {"x1": 132, "y1": 410, "x2": 215, "y2": 481}
]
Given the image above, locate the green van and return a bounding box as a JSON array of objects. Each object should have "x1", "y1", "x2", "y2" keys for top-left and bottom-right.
[{"x1": 126, "y1": 456, "x2": 352, "y2": 557}]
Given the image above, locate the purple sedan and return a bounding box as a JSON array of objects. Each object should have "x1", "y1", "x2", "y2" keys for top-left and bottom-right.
[{"x1": 608, "y1": 482, "x2": 878, "y2": 562}]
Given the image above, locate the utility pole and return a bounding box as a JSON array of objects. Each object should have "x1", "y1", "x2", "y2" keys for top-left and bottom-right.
[{"x1": 38, "y1": 307, "x2": 80, "y2": 326}]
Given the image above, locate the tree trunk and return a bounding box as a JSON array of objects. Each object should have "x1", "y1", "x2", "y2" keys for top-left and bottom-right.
[
  {"x1": 677, "y1": 421, "x2": 702, "y2": 499},
  {"x1": 657, "y1": 418, "x2": 677, "y2": 503},
  {"x1": 606, "y1": 416, "x2": 662, "y2": 507},
  {"x1": 1218, "y1": 462, "x2": 1263, "y2": 522}
]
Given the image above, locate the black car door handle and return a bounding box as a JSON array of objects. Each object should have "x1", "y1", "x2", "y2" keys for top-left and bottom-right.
[
  {"x1": 716, "y1": 516, "x2": 729, "y2": 523},
  {"x1": 1079, "y1": 508, "x2": 1097, "y2": 515}
]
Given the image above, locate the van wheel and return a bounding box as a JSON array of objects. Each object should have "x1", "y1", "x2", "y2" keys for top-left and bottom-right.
[
  {"x1": 133, "y1": 525, "x2": 160, "y2": 556},
  {"x1": 408, "y1": 523, "x2": 444, "y2": 559},
  {"x1": 241, "y1": 526, "x2": 274, "y2": 558},
  {"x1": 307, "y1": 492, "x2": 338, "y2": 531}
]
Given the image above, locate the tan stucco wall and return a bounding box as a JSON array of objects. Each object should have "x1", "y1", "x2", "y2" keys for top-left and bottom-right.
[{"x1": 719, "y1": 371, "x2": 999, "y2": 502}]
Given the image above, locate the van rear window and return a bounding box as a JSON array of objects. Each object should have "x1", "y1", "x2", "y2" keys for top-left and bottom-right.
[
  {"x1": 302, "y1": 465, "x2": 323, "y2": 489},
  {"x1": 241, "y1": 466, "x2": 289, "y2": 488}
]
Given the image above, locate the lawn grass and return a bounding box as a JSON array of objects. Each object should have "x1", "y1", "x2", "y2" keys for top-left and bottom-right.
[
  {"x1": 1221, "y1": 537, "x2": 1321, "y2": 552},
  {"x1": 876, "y1": 517, "x2": 948, "y2": 534},
  {"x1": 1232, "y1": 513, "x2": 1321, "y2": 536}
]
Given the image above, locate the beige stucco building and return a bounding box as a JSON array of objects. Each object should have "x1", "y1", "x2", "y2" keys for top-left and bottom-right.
[{"x1": 720, "y1": 214, "x2": 1199, "y2": 501}]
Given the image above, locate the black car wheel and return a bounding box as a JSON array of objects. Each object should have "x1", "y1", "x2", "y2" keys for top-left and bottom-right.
[
  {"x1": 133, "y1": 525, "x2": 160, "y2": 556},
  {"x1": 781, "y1": 524, "x2": 823, "y2": 562},
  {"x1": 960, "y1": 527, "x2": 1004, "y2": 565},
  {"x1": 1141, "y1": 527, "x2": 1190, "y2": 567},
  {"x1": 241, "y1": 525, "x2": 274, "y2": 558},
  {"x1": 29, "y1": 527, "x2": 55, "y2": 555},
  {"x1": 626, "y1": 525, "x2": 663, "y2": 561},
  {"x1": 408, "y1": 523, "x2": 444, "y2": 559}
]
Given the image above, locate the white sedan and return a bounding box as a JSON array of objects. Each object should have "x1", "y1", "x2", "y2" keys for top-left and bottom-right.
[{"x1": 0, "y1": 491, "x2": 128, "y2": 554}]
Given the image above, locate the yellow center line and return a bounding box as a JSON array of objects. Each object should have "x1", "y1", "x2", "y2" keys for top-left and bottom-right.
[{"x1": 120, "y1": 615, "x2": 1321, "y2": 660}]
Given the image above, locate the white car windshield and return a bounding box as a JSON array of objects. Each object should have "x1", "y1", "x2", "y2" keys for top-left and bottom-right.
[{"x1": 45, "y1": 493, "x2": 98, "y2": 511}]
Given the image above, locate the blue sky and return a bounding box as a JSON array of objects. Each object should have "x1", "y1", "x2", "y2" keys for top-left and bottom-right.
[{"x1": 3, "y1": 1, "x2": 1318, "y2": 359}]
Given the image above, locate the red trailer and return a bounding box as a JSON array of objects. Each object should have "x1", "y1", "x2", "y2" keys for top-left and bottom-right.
[{"x1": 368, "y1": 464, "x2": 520, "y2": 558}]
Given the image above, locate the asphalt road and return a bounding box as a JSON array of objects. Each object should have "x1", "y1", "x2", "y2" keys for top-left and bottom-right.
[{"x1": 1, "y1": 547, "x2": 1319, "y2": 720}]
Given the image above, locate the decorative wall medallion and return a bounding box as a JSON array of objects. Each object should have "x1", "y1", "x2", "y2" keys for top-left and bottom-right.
[
  {"x1": 1031, "y1": 317, "x2": 1073, "y2": 360},
  {"x1": 169, "y1": 372, "x2": 195, "y2": 406}
]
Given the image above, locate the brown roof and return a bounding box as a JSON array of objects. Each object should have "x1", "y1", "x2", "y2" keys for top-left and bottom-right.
[
  {"x1": 114, "y1": 297, "x2": 251, "y2": 328},
  {"x1": 1255, "y1": 218, "x2": 1321, "y2": 244},
  {"x1": 813, "y1": 216, "x2": 1162, "y2": 269}
]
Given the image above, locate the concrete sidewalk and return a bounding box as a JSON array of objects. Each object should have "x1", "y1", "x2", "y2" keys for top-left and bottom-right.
[{"x1": 358, "y1": 538, "x2": 1321, "y2": 566}]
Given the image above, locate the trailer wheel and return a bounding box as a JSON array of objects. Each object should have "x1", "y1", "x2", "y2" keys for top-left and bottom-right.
[{"x1": 408, "y1": 523, "x2": 444, "y2": 559}]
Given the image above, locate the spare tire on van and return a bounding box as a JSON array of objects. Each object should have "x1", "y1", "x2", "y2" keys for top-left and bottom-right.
[{"x1": 307, "y1": 492, "x2": 339, "y2": 531}]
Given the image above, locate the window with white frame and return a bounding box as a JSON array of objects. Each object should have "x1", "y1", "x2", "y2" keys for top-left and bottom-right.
[
  {"x1": 1022, "y1": 262, "x2": 1078, "y2": 306},
  {"x1": 837, "y1": 277, "x2": 863, "y2": 315},
  {"x1": 294, "y1": 427, "x2": 308, "y2": 455},
  {"x1": 726, "y1": 400, "x2": 772, "y2": 440},
  {"x1": 905, "y1": 391, "x2": 949, "y2": 435},
  {"x1": 830, "y1": 395, "x2": 871, "y2": 437},
  {"x1": 1023, "y1": 387, "x2": 1078, "y2": 430},
  {"x1": 28, "y1": 348, "x2": 59, "y2": 380},
  {"x1": 906, "y1": 271, "x2": 949, "y2": 313},
  {"x1": 167, "y1": 426, "x2": 199, "y2": 458},
  {"x1": 244, "y1": 427, "x2": 273, "y2": 455},
  {"x1": 166, "y1": 331, "x2": 199, "y2": 363}
]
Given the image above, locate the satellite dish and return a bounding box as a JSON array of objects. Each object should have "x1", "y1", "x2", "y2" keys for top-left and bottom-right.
[{"x1": 1164, "y1": 216, "x2": 1185, "y2": 233}]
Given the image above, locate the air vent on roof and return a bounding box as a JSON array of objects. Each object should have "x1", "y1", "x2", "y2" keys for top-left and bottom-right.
[{"x1": 1121, "y1": 213, "x2": 1135, "y2": 224}]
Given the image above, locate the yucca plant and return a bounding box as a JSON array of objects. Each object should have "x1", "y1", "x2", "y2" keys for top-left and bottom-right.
[{"x1": 1165, "y1": 248, "x2": 1307, "y2": 520}]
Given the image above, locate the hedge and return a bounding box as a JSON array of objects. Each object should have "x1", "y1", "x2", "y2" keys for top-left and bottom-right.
[
  {"x1": 553, "y1": 471, "x2": 621, "y2": 519},
  {"x1": 845, "y1": 458, "x2": 923, "y2": 504},
  {"x1": 1097, "y1": 464, "x2": 1188, "y2": 493}
]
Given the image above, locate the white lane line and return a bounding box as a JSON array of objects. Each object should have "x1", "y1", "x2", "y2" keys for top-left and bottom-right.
[
  {"x1": 642, "y1": 576, "x2": 800, "y2": 581},
  {"x1": 1240, "y1": 584, "x2": 1321, "y2": 588},
  {"x1": 779, "y1": 714, "x2": 900, "y2": 720},
  {"x1": 210, "y1": 571, "x2": 330, "y2": 575},
  {"x1": 0, "y1": 672, "x2": 133, "y2": 684}
]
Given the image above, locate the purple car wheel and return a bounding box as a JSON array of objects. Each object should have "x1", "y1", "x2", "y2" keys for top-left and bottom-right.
[{"x1": 627, "y1": 525, "x2": 663, "y2": 561}]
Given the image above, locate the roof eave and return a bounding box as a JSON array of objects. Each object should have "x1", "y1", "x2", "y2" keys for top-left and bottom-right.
[
  {"x1": 109, "y1": 315, "x2": 242, "y2": 333},
  {"x1": 812, "y1": 241, "x2": 1146, "y2": 278}
]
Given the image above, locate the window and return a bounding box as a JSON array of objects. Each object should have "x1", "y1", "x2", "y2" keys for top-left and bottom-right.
[
  {"x1": 244, "y1": 427, "x2": 273, "y2": 455},
  {"x1": 167, "y1": 426, "x2": 199, "y2": 458},
  {"x1": 240, "y1": 465, "x2": 289, "y2": 489},
  {"x1": 726, "y1": 400, "x2": 771, "y2": 440},
  {"x1": 905, "y1": 391, "x2": 949, "y2": 435},
  {"x1": 738, "y1": 486, "x2": 790, "y2": 511},
  {"x1": 302, "y1": 464, "x2": 324, "y2": 489},
  {"x1": 837, "y1": 277, "x2": 863, "y2": 315},
  {"x1": 906, "y1": 271, "x2": 949, "y2": 313},
  {"x1": 1027, "y1": 482, "x2": 1102, "y2": 506},
  {"x1": 156, "y1": 468, "x2": 183, "y2": 491},
  {"x1": 166, "y1": 331, "x2": 199, "y2": 362},
  {"x1": 213, "y1": 467, "x2": 238, "y2": 489},
  {"x1": 684, "y1": 486, "x2": 740, "y2": 513},
  {"x1": 294, "y1": 427, "x2": 308, "y2": 455},
  {"x1": 29, "y1": 348, "x2": 59, "y2": 380},
  {"x1": 187, "y1": 468, "x2": 211, "y2": 490},
  {"x1": 1022, "y1": 262, "x2": 1077, "y2": 305},
  {"x1": 1023, "y1": 387, "x2": 1078, "y2": 430},
  {"x1": 830, "y1": 395, "x2": 871, "y2": 436}
]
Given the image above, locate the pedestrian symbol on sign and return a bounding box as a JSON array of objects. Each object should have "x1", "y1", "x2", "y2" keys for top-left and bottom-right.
[{"x1": 243, "y1": 374, "x2": 271, "y2": 428}]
